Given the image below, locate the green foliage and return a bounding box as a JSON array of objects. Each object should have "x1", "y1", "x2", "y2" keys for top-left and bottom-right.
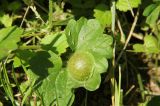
[
  {"x1": 143, "y1": 3, "x2": 160, "y2": 27},
  {"x1": 0, "y1": 14, "x2": 13, "y2": 27},
  {"x1": 65, "y1": 18, "x2": 113, "y2": 91},
  {"x1": 27, "y1": 50, "x2": 62, "y2": 106},
  {"x1": 55, "y1": 70, "x2": 75, "y2": 106},
  {"x1": 0, "y1": 26, "x2": 23, "y2": 60},
  {"x1": 41, "y1": 32, "x2": 69, "y2": 55},
  {"x1": 8, "y1": 17, "x2": 112, "y2": 105},
  {"x1": 0, "y1": 0, "x2": 160, "y2": 106},
  {"x1": 116, "y1": 0, "x2": 141, "y2": 11},
  {"x1": 94, "y1": 4, "x2": 112, "y2": 28},
  {"x1": 133, "y1": 35, "x2": 160, "y2": 53}
]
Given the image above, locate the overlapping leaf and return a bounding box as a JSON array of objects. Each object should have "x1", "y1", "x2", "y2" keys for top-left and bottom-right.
[
  {"x1": 41, "y1": 32, "x2": 68, "y2": 55},
  {"x1": 65, "y1": 17, "x2": 87, "y2": 50},
  {"x1": 0, "y1": 26, "x2": 23, "y2": 60},
  {"x1": 143, "y1": 3, "x2": 160, "y2": 27},
  {"x1": 94, "y1": 4, "x2": 112, "y2": 28},
  {"x1": 65, "y1": 18, "x2": 113, "y2": 91},
  {"x1": 116, "y1": 0, "x2": 141, "y2": 12},
  {"x1": 55, "y1": 71, "x2": 75, "y2": 106},
  {"x1": 133, "y1": 35, "x2": 159, "y2": 53},
  {"x1": 27, "y1": 50, "x2": 62, "y2": 106}
]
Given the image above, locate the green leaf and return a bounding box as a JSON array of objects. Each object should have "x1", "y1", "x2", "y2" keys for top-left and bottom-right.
[
  {"x1": 94, "y1": 4, "x2": 112, "y2": 28},
  {"x1": 27, "y1": 50, "x2": 62, "y2": 106},
  {"x1": 77, "y1": 19, "x2": 103, "y2": 49},
  {"x1": 41, "y1": 32, "x2": 68, "y2": 55},
  {"x1": 13, "y1": 56, "x2": 21, "y2": 68},
  {"x1": 65, "y1": 18, "x2": 113, "y2": 91},
  {"x1": 144, "y1": 35, "x2": 158, "y2": 48},
  {"x1": 65, "y1": 17, "x2": 87, "y2": 51},
  {"x1": 0, "y1": 14, "x2": 13, "y2": 27},
  {"x1": 143, "y1": 4, "x2": 158, "y2": 16},
  {"x1": 133, "y1": 35, "x2": 159, "y2": 53},
  {"x1": 13, "y1": 50, "x2": 34, "y2": 67},
  {"x1": 0, "y1": 26, "x2": 23, "y2": 60},
  {"x1": 94, "y1": 57, "x2": 108, "y2": 73},
  {"x1": 144, "y1": 35, "x2": 159, "y2": 53},
  {"x1": 143, "y1": 4, "x2": 160, "y2": 27},
  {"x1": 66, "y1": 68, "x2": 102, "y2": 91},
  {"x1": 116, "y1": 0, "x2": 141, "y2": 12},
  {"x1": 55, "y1": 70, "x2": 75, "y2": 106},
  {"x1": 133, "y1": 44, "x2": 144, "y2": 52},
  {"x1": 89, "y1": 35, "x2": 113, "y2": 58},
  {"x1": 85, "y1": 71, "x2": 101, "y2": 91}
]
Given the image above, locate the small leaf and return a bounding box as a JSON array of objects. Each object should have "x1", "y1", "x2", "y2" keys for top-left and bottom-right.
[
  {"x1": 94, "y1": 57, "x2": 108, "y2": 73},
  {"x1": 144, "y1": 35, "x2": 159, "y2": 53},
  {"x1": 116, "y1": 0, "x2": 141, "y2": 12},
  {"x1": 143, "y1": 4, "x2": 158, "y2": 16},
  {"x1": 144, "y1": 35, "x2": 158, "y2": 48},
  {"x1": 85, "y1": 71, "x2": 101, "y2": 91},
  {"x1": 133, "y1": 44, "x2": 144, "y2": 52},
  {"x1": 41, "y1": 32, "x2": 68, "y2": 55},
  {"x1": 143, "y1": 4, "x2": 160, "y2": 27},
  {"x1": 13, "y1": 50, "x2": 34, "y2": 67},
  {"x1": 0, "y1": 14, "x2": 13, "y2": 27},
  {"x1": 65, "y1": 18, "x2": 87, "y2": 50},
  {"x1": 133, "y1": 35, "x2": 159, "y2": 53},
  {"x1": 0, "y1": 26, "x2": 23, "y2": 60},
  {"x1": 94, "y1": 4, "x2": 112, "y2": 28}
]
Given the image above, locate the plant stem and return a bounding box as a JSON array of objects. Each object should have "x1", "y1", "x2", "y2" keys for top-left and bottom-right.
[
  {"x1": 18, "y1": 45, "x2": 41, "y2": 50},
  {"x1": 49, "y1": 0, "x2": 53, "y2": 30},
  {"x1": 110, "y1": 1, "x2": 116, "y2": 105},
  {"x1": 20, "y1": 6, "x2": 30, "y2": 27}
]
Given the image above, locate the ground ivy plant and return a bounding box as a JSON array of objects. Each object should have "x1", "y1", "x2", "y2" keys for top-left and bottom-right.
[
  {"x1": 64, "y1": 17, "x2": 113, "y2": 90},
  {"x1": 30, "y1": 17, "x2": 113, "y2": 106},
  {"x1": 0, "y1": 17, "x2": 112, "y2": 106},
  {"x1": 54, "y1": 17, "x2": 113, "y2": 105}
]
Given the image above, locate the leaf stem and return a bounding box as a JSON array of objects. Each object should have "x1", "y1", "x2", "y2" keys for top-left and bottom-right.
[
  {"x1": 18, "y1": 45, "x2": 41, "y2": 50},
  {"x1": 111, "y1": 0, "x2": 116, "y2": 33},
  {"x1": 49, "y1": 0, "x2": 53, "y2": 30},
  {"x1": 20, "y1": 6, "x2": 30, "y2": 27}
]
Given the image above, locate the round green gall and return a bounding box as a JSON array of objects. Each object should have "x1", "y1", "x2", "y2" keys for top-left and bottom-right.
[{"x1": 67, "y1": 51, "x2": 95, "y2": 81}]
